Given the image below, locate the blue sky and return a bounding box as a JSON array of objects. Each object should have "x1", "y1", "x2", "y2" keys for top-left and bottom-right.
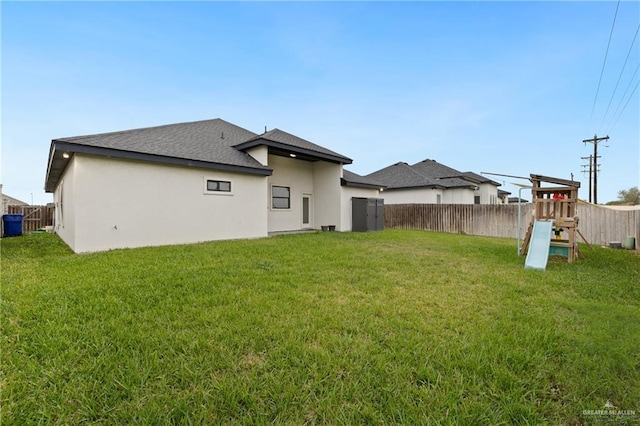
[{"x1": 2, "y1": 1, "x2": 639, "y2": 205}]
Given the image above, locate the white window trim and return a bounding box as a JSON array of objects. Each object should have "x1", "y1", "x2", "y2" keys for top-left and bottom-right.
[{"x1": 203, "y1": 177, "x2": 234, "y2": 196}]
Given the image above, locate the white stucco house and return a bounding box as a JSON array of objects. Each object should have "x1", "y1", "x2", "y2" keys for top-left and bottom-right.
[
  {"x1": 366, "y1": 159, "x2": 502, "y2": 205},
  {"x1": 45, "y1": 118, "x2": 383, "y2": 253}
]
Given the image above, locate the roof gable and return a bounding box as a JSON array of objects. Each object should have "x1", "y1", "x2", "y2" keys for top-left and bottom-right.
[{"x1": 234, "y1": 128, "x2": 352, "y2": 164}]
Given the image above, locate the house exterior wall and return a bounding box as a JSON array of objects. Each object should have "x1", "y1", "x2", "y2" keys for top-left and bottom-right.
[
  {"x1": 57, "y1": 154, "x2": 268, "y2": 253},
  {"x1": 54, "y1": 157, "x2": 78, "y2": 250},
  {"x1": 266, "y1": 155, "x2": 344, "y2": 232},
  {"x1": 340, "y1": 186, "x2": 381, "y2": 231},
  {"x1": 442, "y1": 188, "x2": 474, "y2": 204},
  {"x1": 267, "y1": 155, "x2": 315, "y2": 232},
  {"x1": 381, "y1": 187, "x2": 487, "y2": 204},
  {"x1": 246, "y1": 145, "x2": 269, "y2": 166},
  {"x1": 312, "y1": 161, "x2": 343, "y2": 230},
  {"x1": 475, "y1": 183, "x2": 500, "y2": 204}
]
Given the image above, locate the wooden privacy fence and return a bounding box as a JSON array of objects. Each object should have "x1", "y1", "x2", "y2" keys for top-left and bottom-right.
[
  {"x1": 577, "y1": 203, "x2": 640, "y2": 247},
  {"x1": 3, "y1": 205, "x2": 54, "y2": 234},
  {"x1": 384, "y1": 203, "x2": 640, "y2": 247},
  {"x1": 384, "y1": 204, "x2": 533, "y2": 239}
]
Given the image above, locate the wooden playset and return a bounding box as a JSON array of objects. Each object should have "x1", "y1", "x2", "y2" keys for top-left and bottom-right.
[{"x1": 520, "y1": 174, "x2": 582, "y2": 263}]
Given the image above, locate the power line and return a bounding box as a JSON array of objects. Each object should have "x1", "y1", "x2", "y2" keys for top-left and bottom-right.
[
  {"x1": 606, "y1": 62, "x2": 640, "y2": 132},
  {"x1": 607, "y1": 77, "x2": 640, "y2": 135},
  {"x1": 599, "y1": 23, "x2": 640, "y2": 132},
  {"x1": 589, "y1": 0, "x2": 621, "y2": 122}
]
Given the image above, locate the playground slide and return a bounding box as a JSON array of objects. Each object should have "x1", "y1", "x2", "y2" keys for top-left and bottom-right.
[{"x1": 524, "y1": 220, "x2": 553, "y2": 270}]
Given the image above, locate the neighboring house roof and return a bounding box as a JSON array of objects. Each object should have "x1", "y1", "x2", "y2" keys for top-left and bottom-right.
[
  {"x1": 2, "y1": 194, "x2": 28, "y2": 206},
  {"x1": 367, "y1": 159, "x2": 495, "y2": 191},
  {"x1": 433, "y1": 177, "x2": 478, "y2": 189},
  {"x1": 234, "y1": 128, "x2": 352, "y2": 165},
  {"x1": 508, "y1": 197, "x2": 529, "y2": 203},
  {"x1": 45, "y1": 118, "x2": 352, "y2": 193},
  {"x1": 458, "y1": 171, "x2": 501, "y2": 186},
  {"x1": 411, "y1": 159, "x2": 460, "y2": 178},
  {"x1": 365, "y1": 162, "x2": 445, "y2": 190},
  {"x1": 2, "y1": 194, "x2": 29, "y2": 215},
  {"x1": 341, "y1": 169, "x2": 386, "y2": 190},
  {"x1": 498, "y1": 189, "x2": 511, "y2": 196},
  {"x1": 411, "y1": 159, "x2": 499, "y2": 188}
]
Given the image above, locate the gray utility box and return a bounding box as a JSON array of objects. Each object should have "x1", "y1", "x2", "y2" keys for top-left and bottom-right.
[{"x1": 352, "y1": 197, "x2": 384, "y2": 232}]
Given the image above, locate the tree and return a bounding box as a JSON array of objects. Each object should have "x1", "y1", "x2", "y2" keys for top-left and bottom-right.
[{"x1": 613, "y1": 186, "x2": 640, "y2": 205}]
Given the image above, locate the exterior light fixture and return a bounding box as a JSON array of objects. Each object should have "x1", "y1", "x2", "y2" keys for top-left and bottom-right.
[
  {"x1": 289, "y1": 153, "x2": 297, "y2": 158},
  {"x1": 62, "y1": 152, "x2": 70, "y2": 159}
]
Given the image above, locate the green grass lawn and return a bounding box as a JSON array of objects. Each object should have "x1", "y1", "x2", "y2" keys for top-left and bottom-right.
[{"x1": 2, "y1": 230, "x2": 639, "y2": 424}]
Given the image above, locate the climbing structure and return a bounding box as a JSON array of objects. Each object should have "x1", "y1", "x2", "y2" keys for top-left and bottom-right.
[{"x1": 520, "y1": 174, "x2": 581, "y2": 263}]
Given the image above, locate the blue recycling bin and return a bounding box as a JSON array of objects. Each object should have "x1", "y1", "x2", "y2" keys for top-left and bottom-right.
[{"x1": 2, "y1": 214, "x2": 24, "y2": 237}]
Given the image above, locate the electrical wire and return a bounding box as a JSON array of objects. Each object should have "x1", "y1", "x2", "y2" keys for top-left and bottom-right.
[
  {"x1": 589, "y1": 0, "x2": 621, "y2": 122},
  {"x1": 599, "y1": 23, "x2": 640, "y2": 132},
  {"x1": 605, "y1": 62, "x2": 640, "y2": 134},
  {"x1": 606, "y1": 77, "x2": 640, "y2": 135}
]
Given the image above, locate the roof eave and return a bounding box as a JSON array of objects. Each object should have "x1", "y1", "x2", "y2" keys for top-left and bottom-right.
[
  {"x1": 340, "y1": 178, "x2": 386, "y2": 190},
  {"x1": 384, "y1": 184, "x2": 446, "y2": 190},
  {"x1": 234, "y1": 139, "x2": 353, "y2": 165},
  {"x1": 45, "y1": 141, "x2": 273, "y2": 193}
]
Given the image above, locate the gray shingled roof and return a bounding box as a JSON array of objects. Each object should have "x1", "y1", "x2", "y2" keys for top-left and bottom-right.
[
  {"x1": 366, "y1": 158, "x2": 500, "y2": 191},
  {"x1": 454, "y1": 171, "x2": 501, "y2": 186},
  {"x1": 410, "y1": 159, "x2": 478, "y2": 189},
  {"x1": 365, "y1": 162, "x2": 445, "y2": 189},
  {"x1": 234, "y1": 128, "x2": 352, "y2": 164},
  {"x1": 45, "y1": 118, "x2": 353, "y2": 192},
  {"x1": 412, "y1": 160, "x2": 501, "y2": 186},
  {"x1": 341, "y1": 169, "x2": 386, "y2": 189},
  {"x1": 55, "y1": 119, "x2": 264, "y2": 167}
]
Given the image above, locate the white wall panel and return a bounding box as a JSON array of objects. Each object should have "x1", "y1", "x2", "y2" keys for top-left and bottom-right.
[{"x1": 67, "y1": 155, "x2": 267, "y2": 253}]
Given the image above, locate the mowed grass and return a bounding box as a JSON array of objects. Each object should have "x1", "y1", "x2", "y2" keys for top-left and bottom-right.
[{"x1": 2, "y1": 230, "x2": 639, "y2": 424}]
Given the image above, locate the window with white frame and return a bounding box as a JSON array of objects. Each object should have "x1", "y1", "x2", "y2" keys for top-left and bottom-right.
[{"x1": 272, "y1": 186, "x2": 290, "y2": 209}]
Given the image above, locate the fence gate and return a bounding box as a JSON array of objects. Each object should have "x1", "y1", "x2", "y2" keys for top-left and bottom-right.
[{"x1": 4, "y1": 205, "x2": 54, "y2": 234}]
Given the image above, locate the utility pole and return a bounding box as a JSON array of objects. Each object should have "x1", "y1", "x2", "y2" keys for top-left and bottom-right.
[
  {"x1": 580, "y1": 155, "x2": 601, "y2": 203},
  {"x1": 582, "y1": 134, "x2": 609, "y2": 204},
  {"x1": 580, "y1": 155, "x2": 593, "y2": 203}
]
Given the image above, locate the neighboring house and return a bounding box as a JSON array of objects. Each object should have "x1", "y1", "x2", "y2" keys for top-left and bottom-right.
[
  {"x1": 498, "y1": 189, "x2": 511, "y2": 205},
  {"x1": 1, "y1": 185, "x2": 29, "y2": 214},
  {"x1": 366, "y1": 159, "x2": 502, "y2": 205},
  {"x1": 44, "y1": 118, "x2": 383, "y2": 253}
]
